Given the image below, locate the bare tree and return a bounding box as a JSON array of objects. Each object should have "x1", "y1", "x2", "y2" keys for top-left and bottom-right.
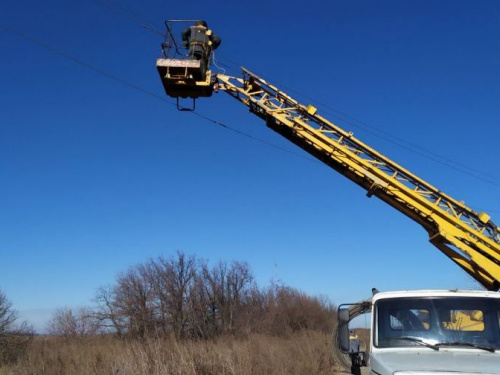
[
  {"x1": 201, "y1": 260, "x2": 226, "y2": 335},
  {"x1": 114, "y1": 265, "x2": 156, "y2": 338},
  {"x1": 226, "y1": 261, "x2": 253, "y2": 331},
  {"x1": 258, "y1": 285, "x2": 336, "y2": 336},
  {"x1": 238, "y1": 285, "x2": 267, "y2": 334},
  {"x1": 89, "y1": 253, "x2": 334, "y2": 340},
  {"x1": 0, "y1": 290, "x2": 34, "y2": 364},
  {"x1": 146, "y1": 252, "x2": 197, "y2": 339},
  {"x1": 93, "y1": 285, "x2": 126, "y2": 336},
  {"x1": 185, "y1": 273, "x2": 212, "y2": 338},
  {"x1": 47, "y1": 307, "x2": 99, "y2": 339},
  {"x1": 200, "y1": 260, "x2": 254, "y2": 334},
  {"x1": 0, "y1": 291, "x2": 17, "y2": 335}
]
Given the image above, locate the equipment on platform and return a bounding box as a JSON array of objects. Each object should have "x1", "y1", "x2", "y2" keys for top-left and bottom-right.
[{"x1": 156, "y1": 20, "x2": 217, "y2": 110}]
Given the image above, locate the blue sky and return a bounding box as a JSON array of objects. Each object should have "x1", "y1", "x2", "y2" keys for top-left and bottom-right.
[{"x1": 1, "y1": 0, "x2": 500, "y2": 332}]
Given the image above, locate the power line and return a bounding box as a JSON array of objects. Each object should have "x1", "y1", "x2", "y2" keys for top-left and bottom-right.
[
  {"x1": 0, "y1": 21, "x2": 314, "y2": 163},
  {"x1": 91, "y1": 0, "x2": 500, "y2": 189},
  {"x1": 269, "y1": 80, "x2": 500, "y2": 187},
  {"x1": 0, "y1": 23, "x2": 174, "y2": 107},
  {"x1": 191, "y1": 112, "x2": 315, "y2": 161},
  {"x1": 90, "y1": 0, "x2": 242, "y2": 75},
  {"x1": 2, "y1": 20, "x2": 498, "y2": 213},
  {"x1": 91, "y1": 0, "x2": 163, "y2": 35}
]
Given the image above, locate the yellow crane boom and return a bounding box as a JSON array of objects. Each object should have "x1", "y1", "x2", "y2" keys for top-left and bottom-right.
[{"x1": 214, "y1": 68, "x2": 500, "y2": 291}]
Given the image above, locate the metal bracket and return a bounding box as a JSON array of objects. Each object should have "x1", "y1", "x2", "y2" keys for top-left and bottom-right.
[{"x1": 176, "y1": 97, "x2": 196, "y2": 111}]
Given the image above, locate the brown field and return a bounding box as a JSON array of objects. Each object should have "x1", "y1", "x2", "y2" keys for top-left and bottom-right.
[{"x1": 0, "y1": 331, "x2": 346, "y2": 375}]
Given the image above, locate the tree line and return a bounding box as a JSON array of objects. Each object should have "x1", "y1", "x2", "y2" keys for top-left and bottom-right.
[
  {"x1": 1, "y1": 252, "x2": 336, "y2": 364},
  {"x1": 48, "y1": 252, "x2": 336, "y2": 340}
]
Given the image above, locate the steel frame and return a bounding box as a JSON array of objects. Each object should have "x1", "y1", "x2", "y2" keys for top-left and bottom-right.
[{"x1": 216, "y1": 68, "x2": 500, "y2": 290}]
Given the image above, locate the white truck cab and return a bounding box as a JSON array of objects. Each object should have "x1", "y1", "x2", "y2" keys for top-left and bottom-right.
[{"x1": 338, "y1": 290, "x2": 500, "y2": 375}]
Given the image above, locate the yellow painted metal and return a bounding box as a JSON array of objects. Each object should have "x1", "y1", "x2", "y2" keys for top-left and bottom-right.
[
  {"x1": 306, "y1": 105, "x2": 317, "y2": 116},
  {"x1": 215, "y1": 68, "x2": 500, "y2": 291},
  {"x1": 479, "y1": 212, "x2": 491, "y2": 224},
  {"x1": 441, "y1": 310, "x2": 484, "y2": 331}
]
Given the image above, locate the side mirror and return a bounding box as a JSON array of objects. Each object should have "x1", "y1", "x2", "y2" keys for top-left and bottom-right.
[
  {"x1": 339, "y1": 307, "x2": 350, "y2": 323},
  {"x1": 338, "y1": 307, "x2": 351, "y2": 352},
  {"x1": 339, "y1": 322, "x2": 350, "y2": 352}
]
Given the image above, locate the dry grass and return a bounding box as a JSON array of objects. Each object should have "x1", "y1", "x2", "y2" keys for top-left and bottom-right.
[{"x1": 0, "y1": 331, "x2": 346, "y2": 375}]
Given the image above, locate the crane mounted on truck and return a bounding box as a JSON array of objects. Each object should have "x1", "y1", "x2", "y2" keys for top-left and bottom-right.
[{"x1": 156, "y1": 20, "x2": 500, "y2": 375}]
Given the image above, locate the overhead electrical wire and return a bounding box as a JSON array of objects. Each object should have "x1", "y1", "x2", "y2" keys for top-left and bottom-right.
[
  {"x1": 90, "y1": 0, "x2": 164, "y2": 36},
  {"x1": 258, "y1": 76, "x2": 500, "y2": 187},
  {"x1": 294, "y1": 90, "x2": 500, "y2": 185},
  {"x1": 0, "y1": 21, "x2": 315, "y2": 163},
  {"x1": 0, "y1": 23, "x2": 175, "y2": 107},
  {"x1": 2, "y1": 10, "x2": 499, "y2": 213},
  {"x1": 88, "y1": 0, "x2": 500, "y2": 190}
]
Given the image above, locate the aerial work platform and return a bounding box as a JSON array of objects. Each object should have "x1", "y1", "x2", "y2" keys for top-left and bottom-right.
[
  {"x1": 156, "y1": 58, "x2": 214, "y2": 99},
  {"x1": 156, "y1": 19, "x2": 218, "y2": 110}
]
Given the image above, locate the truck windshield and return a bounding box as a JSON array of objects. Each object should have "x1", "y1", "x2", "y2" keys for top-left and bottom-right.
[{"x1": 375, "y1": 297, "x2": 500, "y2": 350}]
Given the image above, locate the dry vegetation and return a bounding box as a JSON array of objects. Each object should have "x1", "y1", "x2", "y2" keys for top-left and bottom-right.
[
  {"x1": 0, "y1": 291, "x2": 34, "y2": 367},
  {"x1": 0, "y1": 332, "x2": 345, "y2": 375},
  {"x1": 44, "y1": 252, "x2": 337, "y2": 341},
  {"x1": 1, "y1": 252, "x2": 353, "y2": 374}
]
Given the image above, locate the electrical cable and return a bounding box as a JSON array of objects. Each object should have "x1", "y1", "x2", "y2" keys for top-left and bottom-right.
[
  {"x1": 94, "y1": 0, "x2": 498, "y2": 182},
  {"x1": 210, "y1": 52, "x2": 226, "y2": 75},
  {"x1": 2, "y1": 16, "x2": 498, "y2": 210},
  {"x1": 89, "y1": 0, "x2": 241, "y2": 78},
  {"x1": 270, "y1": 81, "x2": 500, "y2": 187},
  {"x1": 88, "y1": 0, "x2": 500, "y2": 188},
  {"x1": 0, "y1": 22, "x2": 175, "y2": 108},
  {"x1": 0, "y1": 21, "x2": 315, "y2": 164},
  {"x1": 190, "y1": 112, "x2": 315, "y2": 161},
  {"x1": 90, "y1": 0, "x2": 164, "y2": 35}
]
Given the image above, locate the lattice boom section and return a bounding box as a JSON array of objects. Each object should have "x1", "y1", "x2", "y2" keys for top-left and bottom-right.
[{"x1": 216, "y1": 71, "x2": 500, "y2": 248}]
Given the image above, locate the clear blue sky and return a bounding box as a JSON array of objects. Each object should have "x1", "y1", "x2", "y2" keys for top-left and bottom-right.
[{"x1": 1, "y1": 0, "x2": 499, "y2": 332}]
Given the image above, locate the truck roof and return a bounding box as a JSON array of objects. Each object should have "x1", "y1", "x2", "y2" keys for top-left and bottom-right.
[{"x1": 372, "y1": 289, "x2": 500, "y2": 303}]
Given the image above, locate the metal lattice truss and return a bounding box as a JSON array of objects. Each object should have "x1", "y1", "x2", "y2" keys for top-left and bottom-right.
[{"x1": 216, "y1": 68, "x2": 500, "y2": 290}]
